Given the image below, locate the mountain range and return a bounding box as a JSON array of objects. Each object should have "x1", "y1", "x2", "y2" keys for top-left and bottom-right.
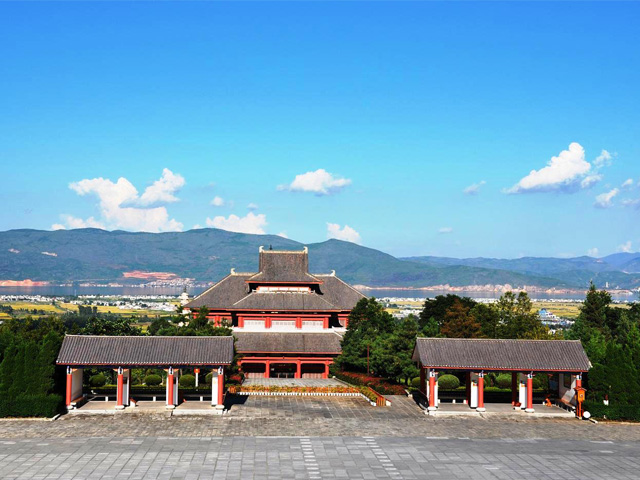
[{"x1": 2, "y1": 228, "x2": 640, "y2": 290}]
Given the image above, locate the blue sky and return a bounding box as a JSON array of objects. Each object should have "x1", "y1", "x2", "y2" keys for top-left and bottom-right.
[{"x1": 1, "y1": 2, "x2": 639, "y2": 258}]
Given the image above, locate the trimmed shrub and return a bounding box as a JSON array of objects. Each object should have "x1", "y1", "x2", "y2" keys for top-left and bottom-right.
[
  {"x1": 0, "y1": 394, "x2": 62, "y2": 418},
  {"x1": 179, "y1": 374, "x2": 196, "y2": 388},
  {"x1": 438, "y1": 374, "x2": 460, "y2": 390},
  {"x1": 495, "y1": 374, "x2": 512, "y2": 389},
  {"x1": 89, "y1": 373, "x2": 107, "y2": 387},
  {"x1": 410, "y1": 377, "x2": 421, "y2": 388},
  {"x1": 143, "y1": 374, "x2": 162, "y2": 386},
  {"x1": 584, "y1": 402, "x2": 640, "y2": 421},
  {"x1": 205, "y1": 372, "x2": 213, "y2": 385}
]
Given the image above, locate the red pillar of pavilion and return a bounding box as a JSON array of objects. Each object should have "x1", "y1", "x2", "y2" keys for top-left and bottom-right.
[
  {"x1": 525, "y1": 372, "x2": 534, "y2": 413},
  {"x1": 167, "y1": 367, "x2": 175, "y2": 408},
  {"x1": 323, "y1": 363, "x2": 329, "y2": 379},
  {"x1": 116, "y1": 367, "x2": 124, "y2": 410},
  {"x1": 295, "y1": 360, "x2": 301, "y2": 379},
  {"x1": 217, "y1": 366, "x2": 225, "y2": 406},
  {"x1": 428, "y1": 370, "x2": 437, "y2": 411},
  {"x1": 264, "y1": 361, "x2": 270, "y2": 378},
  {"x1": 476, "y1": 372, "x2": 485, "y2": 412},
  {"x1": 65, "y1": 367, "x2": 73, "y2": 407}
]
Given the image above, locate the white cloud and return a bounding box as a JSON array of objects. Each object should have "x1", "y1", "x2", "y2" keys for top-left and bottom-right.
[
  {"x1": 587, "y1": 247, "x2": 599, "y2": 257},
  {"x1": 51, "y1": 224, "x2": 66, "y2": 231},
  {"x1": 277, "y1": 231, "x2": 289, "y2": 239},
  {"x1": 622, "y1": 198, "x2": 640, "y2": 208},
  {"x1": 622, "y1": 178, "x2": 634, "y2": 189},
  {"x1": 594, "y1": 188, "x2": 619, "y2": 209},
  {"x1": 279, "y1": 169, "x2": 352, "y2": 196},
  {"x1": 580, "y1": 174, "x2": 602, "y2": 189},
  {"x1": 63, "y1": 171, "x2": 184, "y2": 232},
  {"x1": 438, "y1": 227, "x2": 454, "y2": 234},
  {"x1": 192, "y1": 224, "x2": 203, "y2": 229},
  {"x1": 463, "y1": 180, "x2": 486, "y2": 195},
  {"x1": 593, "y1": 149, "x2": 613, "y2": 168},
  {"x1": 211, "y1": 196, "x2": 225, "y2": 207},
  {"x1": 327, "y1": 223, "x2": 361, "y2": 243},
  {"x1": 138, "y1": 168, "x2": 185, "y2": 206},
  {"x1": 8, "y1": 248, "x2": 20, "y2": 254},
  {"x1": 206, "y1": 212, "x2": 267, "y2": 234},
  {"x1": 505, "y1": 143, "x2": 609, "y2": 194},
  {"x1": 247, "y1": 203, "x2": 259, "y2": 210},
  {"x1": 618, "y1": 241, "x2": 633, "y2": 253}
]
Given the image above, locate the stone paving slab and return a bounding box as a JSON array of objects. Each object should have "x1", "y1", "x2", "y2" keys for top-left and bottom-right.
[
  {"x1": 0, "y1": 435, "x2": 638, "y2": 479},
  {"x1": 1, "y1": 395, "x2": 639, "y2": 442}
]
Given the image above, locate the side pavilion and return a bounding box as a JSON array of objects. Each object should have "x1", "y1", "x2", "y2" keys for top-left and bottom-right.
[
  {"x1": 56, "y1": 335, "x2": 234, "y2": 412},
  {"x1": 413, "y1": 337, "x2": 591, "y2": 415}
]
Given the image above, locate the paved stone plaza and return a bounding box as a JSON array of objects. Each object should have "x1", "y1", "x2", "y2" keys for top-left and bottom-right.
[{"x1": 1, "y1": 395, "x2": 640, "y2": 479}]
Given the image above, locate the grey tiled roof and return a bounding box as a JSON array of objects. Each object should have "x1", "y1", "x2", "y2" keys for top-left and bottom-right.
[
  {"x1": 235, "y1": 332, "x2": 343, "y2": 354},
  {"x1": 185, "y1": 273, "x2": 251, "y2": 309},
  {"x1": 314, "y1": 275, "x2": 367, "y2": 310},
  {"x1": 247, "y1": 250, "x2": 320, "y2": 283},
  {"x1": 57, "y1": 335, "x2": 234, "y2": 366},
  {"x1": 232, "y1": 292, "x2": 338, "y2": 311},
  {"x1": 412, "y1": 337, "x2": 591, "y2": 372},
  {"x1": 185, "y1": 249, "x2": 366, "y2": 312}
]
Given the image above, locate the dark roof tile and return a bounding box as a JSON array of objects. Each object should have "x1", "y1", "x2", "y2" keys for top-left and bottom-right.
[
  {"x1": 57, "y1": 335, "x2": 234, "y2": 366},
  {"x1": 235, "y1": 332, "x2": 342, "y2": 354},
  {"x1": 412, "y1": 337, "x2": 591, "y2": 372}
]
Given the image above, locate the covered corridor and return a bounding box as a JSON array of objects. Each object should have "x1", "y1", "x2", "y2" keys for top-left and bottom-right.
[
  {"x1": 412, "y1": 337, "x2": 591, "y2": 416},
  {"x1": 56, "y1": 335, "x2": 234, "y2": 413}
]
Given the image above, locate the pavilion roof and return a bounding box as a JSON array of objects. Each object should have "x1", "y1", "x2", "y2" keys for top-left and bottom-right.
[
  {"x1": 235, "y1": 332, "x2": 343, "y2": 354},
  {"x1": 412, "y1": 337, "x2": 591, "y2": 372},
  {"x1": 56, "y1": 335, "x2": 234, "y2": 367},
  {"x1": 185, "y1": 248, "x2": 366, "y2": 311}
]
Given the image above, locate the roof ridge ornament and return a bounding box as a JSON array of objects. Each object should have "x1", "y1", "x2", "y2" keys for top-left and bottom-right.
[
  {"x1": 259, "y1": 245, "x2": 264, "y2": 252},
  {"x1": 230, "y1": 268, "x2": 236, "y2": 274},
  {"x1": 331, "y1": 270, "x2": 336, "y2": 276},
  {"x1": 303, "y1": 246, "x2": 308, "y2": 253}
]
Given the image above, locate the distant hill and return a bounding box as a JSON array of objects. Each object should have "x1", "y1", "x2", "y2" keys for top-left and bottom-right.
[
  {"x1": 1, "y1": 228, "x2": 639, "y2": 289},
  {"x1": 402, "y1": 255, "x2": 640, "y2": 290}
]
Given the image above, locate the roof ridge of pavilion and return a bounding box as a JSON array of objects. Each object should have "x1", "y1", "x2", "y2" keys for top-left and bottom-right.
[{"x1": 417, "y1": 337, "x2": 584, "y2": 343}]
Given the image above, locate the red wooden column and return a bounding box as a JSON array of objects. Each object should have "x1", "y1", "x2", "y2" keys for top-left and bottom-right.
[
  {"x1": 323, "y1": 363, "x2": 329, "y2": 379},
  {"x1": 476, "y1": 372, "x2": 485, "y2": 412},
  {"x1": 511, "y1": 372, "x2": 518, "y2": 405},
  {"x1": 265, "y1": 317, "x2": 272, "y2": 329},
  {"x1": 295, "y1": 360, "x2": 301, "y2": 379},
  {"x1": 66, "y1": 367, "x2": 73, "y2": 407},
  {"x1": 525, "y1": 372, "x2": 534, "y2": 413},
  {"x1": 217, "y1": 366, "x2": 225, "y2": 406},
  {"x1": 428, "y1": 369, "x2": 437, "y2": 411},
  {"x1": 295, "y1": 317, "x2": 302, "y2": 329},
  {"x1": 167, "y1": 367, "x2": 175, "y2": 408},
  {"x1": 115, "y1": 367, "x2": 124, "y2": 410},
  {"x1": 322, "y1": 317, "x2": 329, "y2": 329},
  {"x1": 264, "y1": 361, "x2": 270, "y2": 378}
]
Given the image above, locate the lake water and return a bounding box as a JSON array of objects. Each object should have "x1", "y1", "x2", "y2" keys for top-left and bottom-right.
[{"x1": 0, "y1": 285, "x2": 637, "y2": 302}]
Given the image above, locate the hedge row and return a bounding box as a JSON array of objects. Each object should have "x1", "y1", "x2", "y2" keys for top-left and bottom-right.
[
  {"x1": 584, "y1": 402, "x2": 640, "y2": 421},
  {"x1": 331, "y1": 370, "x2": 406, "y2": 395},
  {"x1": 0, "y1": 394, "x2": 63, "y2": 418}
]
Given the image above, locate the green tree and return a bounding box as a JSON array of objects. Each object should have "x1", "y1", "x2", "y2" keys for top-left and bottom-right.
[
  {"x1": 370, "y1": 315, "x2": 419, "y2": 383},
  {"x1": 440, "y1": 299, "x2": 483, "y2": 338},
  {"x1": 419, "y1": 295, "x2": 477, "y2": 330},
  {"x1": 335, "y1": 298, "x2": 396, "y2": 373}
]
